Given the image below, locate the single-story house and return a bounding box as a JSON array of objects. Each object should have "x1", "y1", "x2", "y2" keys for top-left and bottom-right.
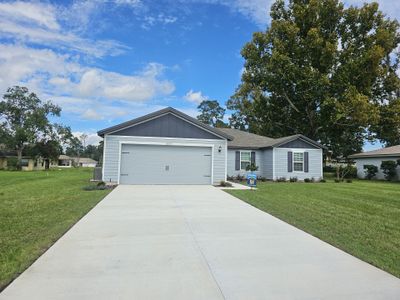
[
  {"x1": 349, "y1": 145, "x2": 400, "y2": 180},
  {"x1": 52, "y1": 155, "x2": 98, "y2": 168},
  {"x1": 0, "y1": 151, "x2": 45, "y2": 171},
  {"x1": 98, "y1": 107, "x2": 325, "y2": 185}
]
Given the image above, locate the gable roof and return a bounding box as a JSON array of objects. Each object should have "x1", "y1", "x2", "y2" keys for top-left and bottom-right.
[
  {"x1": 217, "y1": 128, "x2": 326, "y2": 150},
  {"x1": 348, "y1": 145, "x2": 400, "y2": 159},
  {"x1": 97, "y1": 107, "x2": 233, "y2": 140}
]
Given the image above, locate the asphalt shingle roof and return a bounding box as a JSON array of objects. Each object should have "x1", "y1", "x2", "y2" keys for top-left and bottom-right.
[
  {"x1": 217, "y1": 128, "x2": 325, "y2": 150},
  {"x1": 349, "y1": 145, "x2": 400, "y2": 159}
]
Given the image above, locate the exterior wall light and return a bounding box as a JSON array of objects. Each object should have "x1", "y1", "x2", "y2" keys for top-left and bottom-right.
[{"x1": 218, "y1": 146, "x2": 222, "y2": 153}]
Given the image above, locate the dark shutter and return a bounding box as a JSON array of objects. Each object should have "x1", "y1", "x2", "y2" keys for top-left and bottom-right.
[
  {"x1": 235, "y1": 151, "x2": 240, "y2": 170},
  {"x1": 288, "y1": 151, "x2": 293, "y2": 172},
  {"x1": 304, "y1": 152, "x2": 309, "y2": 173},
  {"x1": 251, "y1": 151, "x2": 256, "y2": 165}
]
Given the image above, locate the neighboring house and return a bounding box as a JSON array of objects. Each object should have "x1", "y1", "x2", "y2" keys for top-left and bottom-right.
[
  {"x1": 0, "y1": 150, "x2": 45, "y2": 171},
  {"x1": 52, "y1": 155, "x2": 98, "y2": 168},
  {"x1": 218, "y1": 128, "x2": 325, "y2": 180},
  {"x1": 98, "y1": 107, "x2": 325, "y2": 185},
  {"x1": 349, "y1": 146, "x2": 400, "y2": 180}
]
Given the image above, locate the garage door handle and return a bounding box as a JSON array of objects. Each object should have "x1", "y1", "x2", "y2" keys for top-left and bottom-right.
[
  {"x1": 120, "y1": 174, "x2": 128, "y2": 176},
  {"x1": 203, "y1": 175, "x2": 211, "y2": 177}
]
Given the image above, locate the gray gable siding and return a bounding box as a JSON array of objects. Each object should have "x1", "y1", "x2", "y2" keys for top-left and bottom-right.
[
  {"x1": 278, "y1": 138, "x2": 319, "y2": 149},
  {"x1": 110, "y1": 113, "x2": 223, "y2": 140}
]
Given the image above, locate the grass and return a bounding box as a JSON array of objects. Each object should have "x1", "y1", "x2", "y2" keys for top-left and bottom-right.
[
  {"x1": 0, "y1": 168, "x2": 111, "y2": 290},
  {"x1": 226, "y1": 179, "x2": 400, "y2": 278}
]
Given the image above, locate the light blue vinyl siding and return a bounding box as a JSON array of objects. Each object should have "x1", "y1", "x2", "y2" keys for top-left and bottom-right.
[
  {"x1": 102, "y1": 135, "x2": 227, "y2": 185},
  {"x1": 227, "y1": 149, "x2": 264, "y2": 177},
  {"x1": 274, "y1": 148, "x2": 323, "y2": 180}
]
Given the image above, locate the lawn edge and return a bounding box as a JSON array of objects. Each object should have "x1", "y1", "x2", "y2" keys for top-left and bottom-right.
[{"x1": 0, "y1": 189, "x2": 113, "y2": 292}]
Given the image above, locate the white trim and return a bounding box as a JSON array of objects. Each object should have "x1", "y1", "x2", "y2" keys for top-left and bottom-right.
[
  {"x1": 293, "y1": 151, "x2": 305, "y2": 173},
  {"x1": 272, "y1": 148, "x2": 275, "y2": 180},
  {"x1": 105, "y1": 112, "x2": 228, "y2": 140},
  {"x1": 110, "y1": 135, "x2": 223, "y2": 143},
  {"x1": 225, "y1": 141, "x2": 228, "y2": 181},
  {"x1": 239, "y1": 150, "x2": 251, "y2": 171},
  {"x1": 117, "y1": 141, "x2": 214, "y2": 185},
  {"x1": 101, "y1": 135, "x2": 107, "y2": 181}
]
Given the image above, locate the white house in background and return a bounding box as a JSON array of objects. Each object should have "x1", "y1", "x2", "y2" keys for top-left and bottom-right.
[
  {"x1": 98, "y1": 107, "x2": 325, "y2": 185},
  {"x1": 349, "y1": 145, "x2": 400, "y2": 180},
  {"x1": 54, "y1": 155, "x2": 97, "y2": 168}
]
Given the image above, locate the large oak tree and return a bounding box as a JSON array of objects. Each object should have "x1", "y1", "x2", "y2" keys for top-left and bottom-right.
[{"x1": 228, "y1": 0, "x2": 400, "y2": 157}]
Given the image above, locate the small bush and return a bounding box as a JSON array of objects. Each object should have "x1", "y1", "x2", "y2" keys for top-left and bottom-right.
[
  {"x1": 289, "y1": 177, "x2": 298, "y2": 182},
  {"x1": 334, "y1": 179, "x2": 341, "y2": 183},
  {"x1": 235, "y1": 174, "x2": 245, "y2": 182},
  {"x1": 97, "y1": 181, "x2": 106, "y2": 187},
  {"x1": 245, "y1": 163, "x2": 259, "y2": 172},
  {"x1": 380, "y1": 160, "x2": 398, "y2": 181},
  {"x1": 276, "y1": 177, "x2": 286, "y2": 182},
  {"x1": 304, "y1": 178, "x2": 311, "y2": 183},
  {"x1": 227, "y1": 175, "x2": 235, "y2": 181},
  {"x1": 83, "y1": 184, "x2": 110, "y2": 191},
  {"x1": 346, "y1": 179, "x2": 353, "y2": 183},
  {"x1": 363, "y1": 165, "x2": 378, "y2": 180},
  {"x1": 342, "y1": 165, "x2": 357, "y2": 178},
  {"x1": 219, "y1": 181, "x2": 233, "y2": 187},
  {"x1": 320, "y1": 179, "x2": 326, "y2": 183},
  {"x1": 257, "y1": 176, "x2": 267, "y2": 182},
  {"x1": 6, "y1": 157, "x2": 19, "y2": 171}
]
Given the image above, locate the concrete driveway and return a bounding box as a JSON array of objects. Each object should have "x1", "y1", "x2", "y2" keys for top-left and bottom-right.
[{"x1": 2, "y1": 185, "x2": 400, "y2": 300}]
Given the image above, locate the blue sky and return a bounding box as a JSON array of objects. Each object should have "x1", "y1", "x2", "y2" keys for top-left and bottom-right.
[{"x1": 0, "y1": 0, "x2": 398, "y2": 148}]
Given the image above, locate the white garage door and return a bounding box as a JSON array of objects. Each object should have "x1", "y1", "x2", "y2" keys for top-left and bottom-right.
[{"x1": 119, "y1": 144, "x2": 212, "y2": 184}]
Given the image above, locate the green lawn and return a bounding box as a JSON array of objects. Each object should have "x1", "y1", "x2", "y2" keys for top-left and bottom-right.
[
  {"x1": 226, "y1": 179, "x2": 400, "y2": 278},
  {"x1": 0, "y1": 168, "x2": 111, "y2": 290}
]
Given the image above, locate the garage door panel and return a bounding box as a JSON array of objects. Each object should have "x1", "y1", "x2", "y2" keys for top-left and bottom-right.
[{"x1": 120, "y1": 144, "x2": 212, "y2": 184}]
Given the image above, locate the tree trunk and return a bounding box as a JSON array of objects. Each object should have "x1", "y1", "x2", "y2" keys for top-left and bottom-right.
[
  {"x1": 45, "y1": 159, "x2": 50, "y2": 170},
  {"x1": 16, "y1": 148, "x2": 23, "y2": 170}
]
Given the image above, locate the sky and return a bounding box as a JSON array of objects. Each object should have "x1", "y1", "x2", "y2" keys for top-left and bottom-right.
[{"x1": 0, "y1": 0, "x2": 399, "y2": 148}]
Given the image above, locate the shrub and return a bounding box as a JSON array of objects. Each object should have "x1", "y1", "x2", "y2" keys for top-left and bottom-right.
[
  {"x1": 320, "y1": 179, "x2": 326, "y2": 183},
  {"x1": 97, "y1": 181, "x2": 106, "y2": 187},
  {"x1": 289, "y1": 177, "x2": 298, "y2": 182},
  {"x1": 346, "y1": 179, "x2": 353, "y2": 183},
  {"x1": 257, "y1": 176, "x2": 267, "y2": 182},
  {"x1": 380, "y1": 160, "x2": 398, "y2": 181},
  {"x1": 363, "y1": 165, "x2": 378, "y2": 180},
  {"x1": 276, "y1": 177, "x2": 286, "y2": 182},
  {"x1": 304, "y1": 178, "x2": 311, "y2": 183},
  {"x1": 342, "y1": 165, "x2": 357, "y2": 178},
  {"x1": 6, "y1": 157, "x2": 19, "y2": 171},
  {"x1": 235, "y1": 174, "x2": 245, "y2": 182},
  {"x1": 334, "y1": 179, "x2": 341, "y2": 183},
  {"x1": 246, "y1": 163, "x2": 259, "y2": 172},
  {"x1": 219, "y1": 181, "x2": 233, "y2": 187},
  {"x1": 227, "y1": 175, "x2": 235, "y2": 181}
]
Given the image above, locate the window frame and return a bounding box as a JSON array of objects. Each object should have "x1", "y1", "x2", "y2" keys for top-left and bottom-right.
[
  {"x1": 293, "y1": 151, "x2": 304, "y2": 173},
  {"x1": 240, "y1": 151, "x2": 252, "y2": 171}
]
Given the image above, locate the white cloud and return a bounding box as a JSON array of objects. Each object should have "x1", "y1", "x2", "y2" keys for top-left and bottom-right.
[
  {"x1": 72, "y1": 131, "x2": 102, "y2": 146},
  {"x1": 0, "y1": 1, "x2": 128, "y2": 57},
  {"x1": 184, "y1": 89, "x2": 208, "y2": 104}
]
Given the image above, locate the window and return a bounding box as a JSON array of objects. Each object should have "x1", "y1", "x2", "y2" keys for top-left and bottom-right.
[
  {"x1": 293, "y1": 152, "x2": 304, "y2": 172},
  {"x1": 240, "y1": 151, "x2": 251, "y2": 170},
  {"x1": 20, "y1": 159, "x2": 29, "y2": 167}
]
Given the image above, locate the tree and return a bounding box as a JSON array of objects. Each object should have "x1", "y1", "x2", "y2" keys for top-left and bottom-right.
[
  {"x1": 380, "y1": 160, "x2": 398, "y2": 180},
  {"x1": 228, "y1": 0, "x2": 400, "y2": 157},
  {"x1": 363, "y1": 164, "x2": 378, "y2": 180},
  {"x1": 197, "y1": 100, "x2": 227, "y2": 127},
  {"x1": 0, "y1": 86, "x2": 61, "y2": 168}
]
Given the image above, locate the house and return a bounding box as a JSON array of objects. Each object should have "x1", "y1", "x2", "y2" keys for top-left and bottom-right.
[
  {"x1": 349, "y1": 145, "x2": 400, "y2": 180},
  {"x1": 98, "y1": 107, "x2": 325, "y2": 185},
  {"x1": 52, "y1": 155, "x2": 98, "y2": 168},
  {"x1": 218, "y1": 128, "x2": 325, "y2": 180},
  {"x1": 0, "y1": 150, "x2": 45, "y2": 171}
]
